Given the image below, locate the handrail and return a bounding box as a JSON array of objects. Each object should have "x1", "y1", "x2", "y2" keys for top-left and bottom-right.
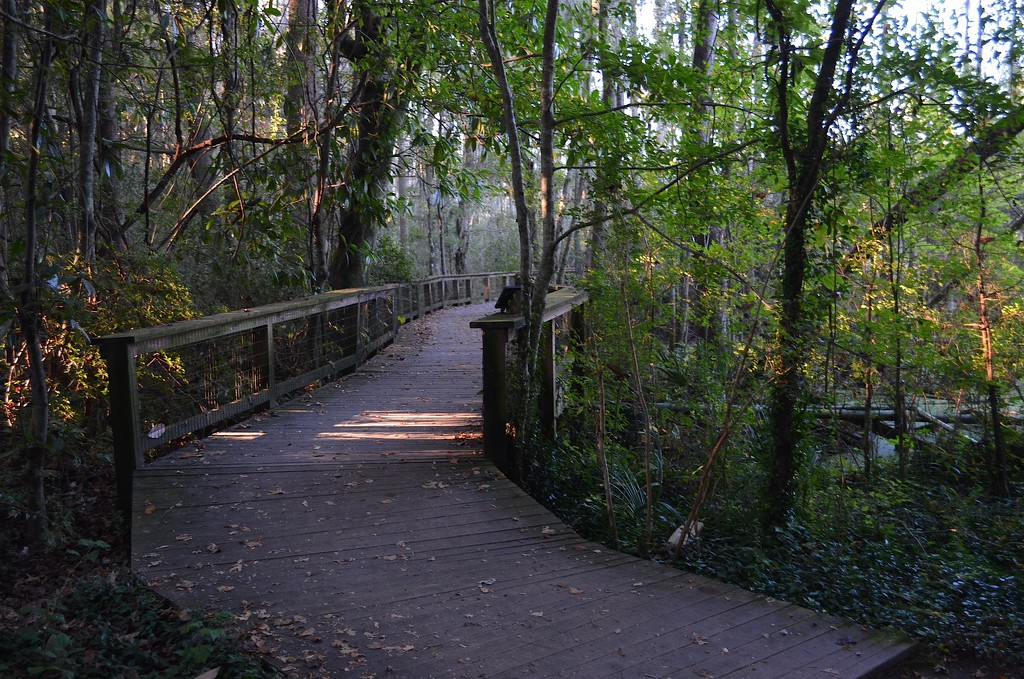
[
  {"x1": 471, "y1": 287, "x2": 588, "y2": 482},
  {"x1": 97, "y1": 272, "x2": 514, "y2": 526}
]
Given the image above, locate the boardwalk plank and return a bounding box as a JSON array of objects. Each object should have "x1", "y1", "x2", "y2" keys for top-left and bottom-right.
[{"x1": 132, "y1": 302, "x2": 915, "y2": 678}]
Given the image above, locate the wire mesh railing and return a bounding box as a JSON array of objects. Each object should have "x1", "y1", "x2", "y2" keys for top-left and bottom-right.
[{"x1": 97, "y1": 273, "x2": 514, "y2": 524}]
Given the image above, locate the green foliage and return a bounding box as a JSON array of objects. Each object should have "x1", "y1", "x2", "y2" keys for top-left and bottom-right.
[
  {"x1": 0, "y1": 253, "x2": 204, "y2": 543},
  {"x1": 0, "y1": 573, "x2": 276, "y2": 678},
  {"x1": 367, "y1": 234, "x2": 416, "y2": 285},
  {"x1": 676, "y1": 466, "x2": 1024, "y2": 661},
  {"x1": 539, "y1": 420, "x2": 1024, "y2": 662}
]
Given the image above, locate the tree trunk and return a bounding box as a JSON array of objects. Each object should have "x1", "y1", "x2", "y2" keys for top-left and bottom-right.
[
  {"x1": 327, "y1": 0, "x2": 411, "y2": 289},
  {"x1": 478, "y1": 0, "x2": 532, "y2": 286},
  {"x1": 285, "y1": 0, "x2": 317, "y2": 134},
  {"x1": 587, "y1": 0, "x2": 620, "y2": 273},
  {"x1": 862, "y1": 285, "x2": 874, "y2": 481},
  {"x1": 686, "y1": 0, "x2": 723, "y2": 345},
  {"x1": 0, "y1": 0, "x2": 18, "y2": 292},
  {"x1": 21, "y1": 18, "x2": 55, "y2": 547},
  {"x1": 764, "y1": 0, "x2": 857, "y2": 527},
  {"x1": 454, "y1": 213, "x2": 472, "y2": 274},
  {"x1": 77, "y1": 0, "x2": 104, "y2": 263},
  {"x1": 478, "y1": 0, "x2": 561, "y2": 473},
  {"x1": 974, "y1": 176, "x2": 1009, "y2": 497},
  {"x1": 98, "y1": 0, "x2": 127, "y2": 251},
  {"x1": 310, "y1": 11, "x2": 345, "y2": 290}
]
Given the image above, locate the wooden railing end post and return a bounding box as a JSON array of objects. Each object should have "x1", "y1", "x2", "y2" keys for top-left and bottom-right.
[{"x1": 97, "y1": 337, "x2": 141, "y2": 556}]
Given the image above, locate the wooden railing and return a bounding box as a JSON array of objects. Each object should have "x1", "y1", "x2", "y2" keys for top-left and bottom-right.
[
  {"x1": 470, "y1": 287, "x2": 588, "y2": 482},
  {"x1": 97, "y1": 273, "x2": 514, "y2": 523}
]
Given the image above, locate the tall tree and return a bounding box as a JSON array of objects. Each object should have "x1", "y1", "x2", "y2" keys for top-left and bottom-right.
[
  {"x1": 327, "y1": 0, "x2": 415, "y2": 289},
  {"x1": 18, "y1": 7, "x2": 56, "y2": 546},
  {"x1": 478, "y1": 0, "x2": 563, "y2": 469},
  {"x1": 763, "y1": 0, "x2": 879, "y2": 526}
]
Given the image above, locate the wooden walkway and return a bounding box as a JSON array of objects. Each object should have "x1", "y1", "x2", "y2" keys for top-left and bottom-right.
[{"x1": 132, "y1": 303, "x2": 914, "y2": 678}]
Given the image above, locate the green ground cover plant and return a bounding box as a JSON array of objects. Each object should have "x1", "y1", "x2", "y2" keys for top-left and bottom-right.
[
  {"x1": 531, "y1": 438, "x2": 1024, "y2": 665},
  {"x1": 0, "y1": 567, "x2": 278, "y2": 679}
]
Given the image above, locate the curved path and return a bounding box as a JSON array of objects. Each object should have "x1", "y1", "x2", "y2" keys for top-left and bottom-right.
[{"x1": 133, "y1": 302, "x2": 913, "y2": 678}]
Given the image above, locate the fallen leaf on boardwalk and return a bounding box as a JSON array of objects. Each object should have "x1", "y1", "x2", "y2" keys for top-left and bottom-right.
[
  {"x1": 144, "y1": 503, "x2": 157, "y2": 515},
  {"x1": 207, "y1": 543, "x2": 221, "y2": 554},
  {"x1": 217, "y1": 586, "x2": 235, "y2": 592},
  {"x1": 229, "y1": 560, "x2": 244, "y2": 572},
  {"x1": 530, "y1": 611, "x2": 544, "y2": 617},
  {"x1": 692, "y1": 634, "x2": 709, "y2": 645},
  {"x1": 298, "y1": 627, "x2": 317, "y2": 638},
  {"x1": 331, "y1": 639, "x2": 363, "y2": 658},
  {"x1": 301, "y1": 650, "x2": 326, "y2": 663},
  {"x1": 191, "y1": 668, "x2": 220, "y2": 679},
  {"x1": 268, "y1": 488, "x2": 286, "y2": 495},
  {"x1": 480, "y1": 578, "x2": 496, "y2": 586},
  {"x1": 569, "y1": 587, "x2": 584, "y2": 595},
  {"x1": 541, "y1": 527, "x2": 556, "y2": 536},
  {"x1": 382, "y1": 555, "x2": 398, "y2": 561},
  {"x1": 383, "y1": 645, "x2": 415, "y2": 653},
  {"x1": 176, "y1": 534, "x2": 193, "y2": 543},
  {"x1": 244, "y1": 539, "x2": 262, "y2": 548}
]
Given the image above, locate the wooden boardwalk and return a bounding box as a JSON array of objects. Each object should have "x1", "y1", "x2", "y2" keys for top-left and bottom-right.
[{"x1": 132, "y1": 303, "x2": 914, "y2": 678}]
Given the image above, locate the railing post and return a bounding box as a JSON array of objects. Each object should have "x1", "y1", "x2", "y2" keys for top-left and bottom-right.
[
  {"x1": 480, "y1": 326, "x2": 512, "y2": 479},
  {"x1": 390, "y1": 291, "x2": 400, "y2": 340},
  {"x1": 471, "y1": 323, "x2": 512, "y2": 483},
  {"x1": 97, "y1": 337, "x2": 140, "y2": 550},
  {"x1": 357, "y1": 301, "x2": 367, "y2": 362},
  {"x1": 256, "y1": 320, "x2": 277, "y2": 407}
]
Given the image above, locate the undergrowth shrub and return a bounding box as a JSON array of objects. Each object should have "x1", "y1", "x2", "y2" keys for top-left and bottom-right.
[
  {"x1": 535, "y1": 417, "x2": 1024, "y2": 663},
  {"x1": 676, "y1": 463, "x2": 1024, "y2": 662}
]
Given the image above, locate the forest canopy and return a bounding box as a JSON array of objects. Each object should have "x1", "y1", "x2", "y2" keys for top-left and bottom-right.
[{"x1": 1, "y1": 0, "x2": 1023, "y2": 664}]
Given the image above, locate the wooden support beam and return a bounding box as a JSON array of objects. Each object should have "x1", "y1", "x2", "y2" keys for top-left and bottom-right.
[{"x1": 96, "y1": 337, "x2": 140, "y2": 556}]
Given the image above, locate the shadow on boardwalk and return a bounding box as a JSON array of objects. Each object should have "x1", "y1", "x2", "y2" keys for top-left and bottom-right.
[{"x1": 133, "y1": 303, "x2": 914, "y2": 678}]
